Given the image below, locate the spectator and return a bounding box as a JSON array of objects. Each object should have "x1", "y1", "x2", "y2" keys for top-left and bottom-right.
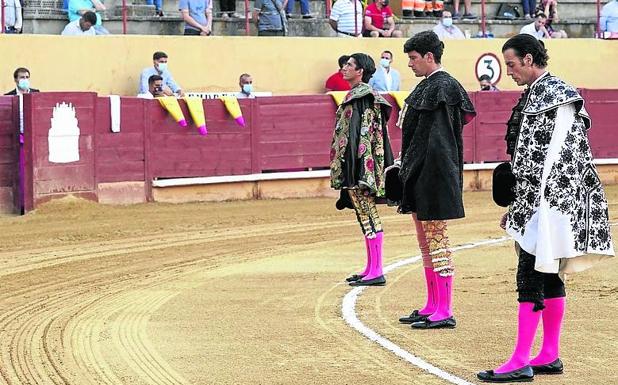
[
  {"x1": 369, "y1": 50, "x2": 400, "y2": 91},
  {"x1": 179, "y1": 0, "x2": 213, "y2": 36},
  {"x1": 520, "y1": 12, "x2": 550, "y2": 39},
  {"x1": 220, "y1": 0, "x2": 241, "y2": 19},
  {"x1": 452, "y1": 0, "x2": 475, "y2": 19},
  {"x1": 539, "y1": 0, "x2": 557, "y2": 21},
  {"x1": 254, "y1": 0, "x2": 287, "y2": 36},
  {"x1": 61, "y1": 11, "x2": 97, "y2": 35},
  {"x1": 600, "y1": 0, "x2": 618, "y2": 36},
  {"x1": 4, "y1": 68, "x2": 40, "y2": 95},
  {"x1": 325, "y1": 55, "x2": 352, "y2": 92},
  {"x1": 545, "y1": 16, "x2": 567, "y2": 38},
  {"x1": 139, "y1": 52, "x2": 184, "y2": 97},
  {"x1": 432, "y1": 10, "x2": 465, "y2": 39},
  {"x1": 363, "y1": 0, "x2": 402, "y2": 38},
  {"x1": 137, "y1": 75, "x2": 165, "y2": 99},
  {"x1": 146, "y1": 0, "x2": 163, "y2": 16},
  {"x1": 521, "y1": 0, "x2": 536, "y2": 19},
  {"x1": 2, "y1": 0, "x2": 23, "y2": 33},
  {"x1": 67, "y1": 0, "x2": 109, "y2": 35},
  {"x1": 412, "y1": 0, "x2": 444, "y2": 18},
  {"x1": 236, "y1": 74, "x2": 255, "y2": 99},
  {"x1": 329, "y1": 0, "x2": 363, "y2": 37},
  {"x1": 478, "y1": 74, "x2": 499, "y2": 91},
  {"x1": 285, "y1": 0, "x2": 313, "y2": 19}
]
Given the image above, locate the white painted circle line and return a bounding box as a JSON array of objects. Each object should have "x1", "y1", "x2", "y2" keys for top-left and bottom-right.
[{"x1": 342, "y1": 236, "x2": 512, "y2": 385}]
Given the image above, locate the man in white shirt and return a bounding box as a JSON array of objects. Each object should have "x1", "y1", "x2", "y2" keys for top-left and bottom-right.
[
  {"x1": 236, "y1": 73, "x2": 256, "y2": 99},
  {"x1": 369, "y1": 50, "x2": 401, "y2": 91},
  {"x1": 432, "y1": 11, "x2": 465, "y2": 39},
  {"x1": 2, "y1": 0, "x2": 23, "y2": 33},
  {"x1": 520, "y1": 12, "x2": 550, "y2": 39},
  {"x1": 328, "y1": 0, "x2": 363, "y2": 37},
  {"x1": 61, "y1": 11, "x2": 97, "y2": 35},
  {"x1": 137, "y1": 75, "x2": 164, "y2": 99}
]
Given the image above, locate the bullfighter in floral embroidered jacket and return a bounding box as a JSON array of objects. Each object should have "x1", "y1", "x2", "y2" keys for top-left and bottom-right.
[
  {"x1": 330, "y1": 53, "x2": 395, "y2": 287},
  {"x1": 478, "y1": 34, "x2": 614, "y2": 383},
  {"x1": 394, "y1": 31, "x2": 476, "y2": 331}
]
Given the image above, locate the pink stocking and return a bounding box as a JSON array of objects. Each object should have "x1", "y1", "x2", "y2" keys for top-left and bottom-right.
[
  {"x1": 362, "y1": 232, "x2": 384, "y2": 280},
  {"x1": 530, "y1": 297, "x2": 565, "y2": 366},
  {"x1": 360, "y1": 236, "x2": 371, "y2": 276},
  {"x1": 428, "y1": 274, "x2": 453, "y2": 321},
  {"x1": 495, "y1": 302, "x2": 542, "y2": 373}
]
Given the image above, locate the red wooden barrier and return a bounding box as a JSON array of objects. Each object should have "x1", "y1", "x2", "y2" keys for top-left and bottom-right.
[{"x1": 2, "y1": 90, "x2": 617, "y2": 212}]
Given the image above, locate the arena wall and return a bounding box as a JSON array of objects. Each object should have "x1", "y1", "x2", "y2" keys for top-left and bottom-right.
[
  {"x1": 2, "y1": 35, "x2": 618, "y2": 97},
  {"x1": 1, "y1": 90, "x2": 617, "y2": 213}
]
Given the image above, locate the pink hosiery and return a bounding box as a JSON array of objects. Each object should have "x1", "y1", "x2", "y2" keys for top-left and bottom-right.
[
  {"x1": 428, "y1": 274, "x2": 453, "y2": 321},
  {"x1": 362, "y1": 232, "x2": 384, "y2": 280},
  {"x1": 412, "y1": 214, "x2": 432, "y2": 268},
  {"x1": 359, "y1": 236, "x2": 372, "y2": 276},
  {"x1": 495, "y1": 302, "x2": 542, "y2": 374},
  {"x1": 530, "y1": 297, "x2": 566, "y2": 366},
  {"x1": 418, "y1": 268, "x2": 438, "y2": 315}
]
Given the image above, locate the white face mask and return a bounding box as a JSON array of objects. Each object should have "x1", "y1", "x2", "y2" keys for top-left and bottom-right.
[
  {"x1": 442, "y1": 17, "x2": 453, "y2": 27},
  {"x1": 157, "y1": 62, "x2": 168, "y2": 72},
  {"x1": 380, "y1": 58, "x2": 390, "y2": 68}
]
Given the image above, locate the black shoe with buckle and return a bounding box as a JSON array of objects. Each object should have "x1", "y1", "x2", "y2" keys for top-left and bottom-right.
[
  {"x1": 345, "y1": 274, "x2": 364, "y2": 282},
  {"x1": 349, "y1": 275, "x2": 386, "y2": 286},
  {"x1": 411, "y1": 316, "x2": 456, "y2": 329},
  {"x1": 531, "y1": 358, "x2": 563, "y2": 375},
  {"x1": 477, "y1": 366, "x2": 534, "y2": 382},
  {"x1": 398, "y1": 310, "x2": 430, "y2": 324}
]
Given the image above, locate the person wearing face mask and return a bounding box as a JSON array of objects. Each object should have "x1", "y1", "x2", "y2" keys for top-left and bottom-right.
[
  {"x1": 137, "y1": 75, "x2": 165, "y2": 99},
  {"x1": 479, "y1": 74, "x2": 499, "y2": 91},
  {"x1": 368, "y1": 51, "x2": 401, "y2": 92},
  {"x1": 236, "y1": 74, "x2": 255, "y2": 99},
  {"x1": 362, "y1": 0, "x2": 403, "y2": 37},
  {"x1": 138, "y1": 51, "x2": 184, "y2": 97},
  {"x1": 5, "y1": 67, "x2": 40, "y2": 95},
  {"x1": 432, "y1": 10, "x2": 465, "y2": 39}
]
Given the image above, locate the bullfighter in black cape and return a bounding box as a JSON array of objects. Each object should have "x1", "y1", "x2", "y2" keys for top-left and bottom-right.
[
  {"x1": 330, "y1": 53, "x2": 395, "y2": 287},
  {"x1": 477, "y1": 34, "x2": 614, "y2": 383},
  {"x1": 393, "y1": 31, "x2": 476, "y2": 329}
]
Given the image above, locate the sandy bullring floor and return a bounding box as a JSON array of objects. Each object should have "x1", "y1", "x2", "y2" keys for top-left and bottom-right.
[{"x1": 1, "y1": 188, "x2": 617, "y2": 385}]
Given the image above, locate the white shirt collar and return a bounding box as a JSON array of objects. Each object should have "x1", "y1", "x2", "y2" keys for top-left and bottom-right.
[{"x1": 427, "y1": 67, "x2": 444, "y2": 78}]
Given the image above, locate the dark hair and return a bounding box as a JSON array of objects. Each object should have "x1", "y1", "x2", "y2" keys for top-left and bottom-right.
[
  {"x1": 13, "y1": 67, "x2": 30, "y2": 80},
  {"x1": 239, "y1": 73, "x2": 251, "y2": 83},
  {"x1": 479, "y1": 74, "x2": 491, "y2": 82},
  {"x1": 403, "y1": 31, "x2": 444, "y2": 64},
  {"x1": 349, "y1": 53, "x2": 376, "y2": 83},
  {"x1": 82, "y1": 11, "x2": 97, "y2": 25},
  {"x1": 535, "y1": 11, "x2": 547, "y2": 18},
  {"x1": 148, "y1": 74, "x2": 163, "y2": 85},
  {"x1": 153, "y1": 51, "x2": 168, "y2": 61},
  {"x1": 338, "y1": 55, "x2": 351, "y2": 69},
  {"x1": 382, "y1": 50, "x2": 393, "y2": 59},
  {"x1": 502, "y1": 34, "x2": 549, "y2": 67}
]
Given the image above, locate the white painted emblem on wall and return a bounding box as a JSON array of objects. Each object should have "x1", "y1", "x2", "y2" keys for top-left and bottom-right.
[{"x1": 48, "y1": 102, "x2": 80, "y2": 163}]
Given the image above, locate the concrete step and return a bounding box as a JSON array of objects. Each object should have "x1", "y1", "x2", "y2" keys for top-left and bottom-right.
[{"x1": 115, "y1": 4, "x2": 157, "y2": 16}]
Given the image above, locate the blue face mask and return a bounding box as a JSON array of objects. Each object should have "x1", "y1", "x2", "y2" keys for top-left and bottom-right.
[
  {"x1": 18, "y1": 78, "x2": 30, "y2": 90},
  {"x1": 380, "y1": 58, "x2": 390, "y2": 68},
  {"x1": 242, "y1": 84, "x2": 253, "y2": 94},
  {"x1": 157, "y1": 62, "x2": 168, "y2": 72},
  {"x1": 442, "y1": 17, "x2": 453, "y2": 27}
]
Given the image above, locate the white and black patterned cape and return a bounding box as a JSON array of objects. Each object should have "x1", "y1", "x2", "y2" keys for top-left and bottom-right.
[{"x1": 506, "y1": 73, "x2": 614, "y2": 274}]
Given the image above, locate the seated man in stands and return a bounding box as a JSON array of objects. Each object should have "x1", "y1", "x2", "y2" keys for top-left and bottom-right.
[
  {"x1": 236, "y1": 74, "x2": 255, "y2": 99},
  {"x1": 362, "y1": 0, "x2": 402, "y2": 38},
  {"x1": 61, "y1": 11, "x2": 97, "y2": 35},
  {"x1": 137, "y1": 75, "x2": 165, "y2": 99},
  {"x1": 479, "y1": 74, "x2": 499, "y2": 91},
  {"x1": 139, "y1": 52, "x2": 184, "y2": 97},
  {"x1": 4, "y1": 67, "x2": 40, "y2": 95},
  {"x1": 67, "y1": 0, "x2": 109, "y2": 34},
  {"x1": 601, "y1": 0, "x2": 618, "y2": 37},
  {"x1": 325, "y1": 55, "x2": 352, "y2": 92},
  {"x1": 520, "y1": 12, "x2": 550, "y2": 39},
  {"x1": 432, "y1": 11, "x2": 465, "y2": 39}
]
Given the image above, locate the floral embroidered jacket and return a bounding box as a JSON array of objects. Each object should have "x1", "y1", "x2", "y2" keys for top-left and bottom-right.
[
  {"x1": 330, "y1": 82, "x2": 394, "y2": 209},
  {"x1": 506, "y1": 73, "x2": 615, "y2": 274}
]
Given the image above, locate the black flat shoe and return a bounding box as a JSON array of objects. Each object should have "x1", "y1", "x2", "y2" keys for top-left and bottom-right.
[
  {"x1": 349, "y1": 275, "x2": 386, "y2": 286},
  {"x1": 345, "y1": 274, "x2": 364, "y2": 282},
  {"x1": 411, "y1": 316, "x2": 456, "y2": 329},
  {"x1": 531, "y1": 358, "x2": 563, "y2": 375},
  {"x1": 399, "y1": 310, "x2": 430, "y2": 324},
  {"x1": 477, "y1": 366, "x2": 534, "y2": 383}
]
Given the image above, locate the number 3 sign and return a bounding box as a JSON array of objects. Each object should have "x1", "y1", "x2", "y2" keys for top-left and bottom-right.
[{"x1": 475, "y1": 53, "x2": 502, "y2": 85}]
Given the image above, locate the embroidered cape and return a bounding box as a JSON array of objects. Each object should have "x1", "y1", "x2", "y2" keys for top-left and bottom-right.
[
  {"x1": 330, "y1": 82, "x2": 394, "y2": 209},
  {"x1": 395, "y1": 71, "x2": 476, "y2": 220},
  {"x1": 506, "y1": 74, "x2": 615, "y2": 274}
]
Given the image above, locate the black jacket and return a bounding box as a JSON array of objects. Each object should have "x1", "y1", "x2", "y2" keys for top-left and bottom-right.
[{"x1": 4, "y1": 88, "x2": 40, "y2": 95}]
